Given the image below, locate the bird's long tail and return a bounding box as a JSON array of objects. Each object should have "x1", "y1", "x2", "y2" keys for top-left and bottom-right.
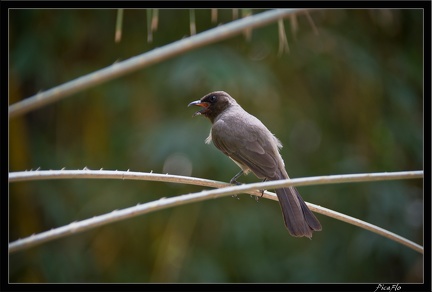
[{"x1": 273, "y1": 173, "x2": 321, "y2": 238}]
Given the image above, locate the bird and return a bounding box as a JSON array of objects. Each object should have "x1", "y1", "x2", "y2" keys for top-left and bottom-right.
[{"x1": 188, "y1": 91, "x2": 321, "y2": 238}]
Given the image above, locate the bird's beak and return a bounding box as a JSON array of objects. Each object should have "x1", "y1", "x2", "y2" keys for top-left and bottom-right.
[{"x1": 188, "y1": 100, "x2": 209, "y2": 117}]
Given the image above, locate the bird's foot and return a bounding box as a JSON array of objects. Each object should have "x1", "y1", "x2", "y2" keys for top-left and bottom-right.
[
  {"x1": 230, "y1": 179, "x2": 242, "y2": 185},
  {"x1": 255, "y1": 178, "x2": 268, "y2": 202},
  {"x1": 230, "y1": 174, "x2": 242, "y2": 200},
  {"x1": 230, "y1": 170, "x2": 244, "y2": 185},
  {"x1": 252, "y1": 189, "x2": 266, "y2": 202}
]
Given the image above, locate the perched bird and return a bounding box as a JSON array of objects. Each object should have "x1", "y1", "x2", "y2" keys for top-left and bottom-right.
[{"x1": 188, "y1": 91, "x2": 321, "y2": 238}]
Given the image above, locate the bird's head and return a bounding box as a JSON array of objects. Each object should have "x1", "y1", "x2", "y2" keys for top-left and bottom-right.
[{"x1": 188, "y1": 91, "x2": 237, "y2": 123}]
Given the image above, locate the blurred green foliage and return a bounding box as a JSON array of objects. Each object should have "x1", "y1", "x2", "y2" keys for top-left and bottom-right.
[{"x1": 9, "y1": 9, "x2": 423, "y2": 283}]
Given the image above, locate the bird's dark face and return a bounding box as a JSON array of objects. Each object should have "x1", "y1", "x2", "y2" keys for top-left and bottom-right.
[{"x1": 188, "y1": 91, "x2": 235, "y2": 123}]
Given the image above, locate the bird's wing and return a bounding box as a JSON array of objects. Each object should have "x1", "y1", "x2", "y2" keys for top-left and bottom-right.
[{"x1": 211, "y1": 115, "x2": 282, "y2": 180}]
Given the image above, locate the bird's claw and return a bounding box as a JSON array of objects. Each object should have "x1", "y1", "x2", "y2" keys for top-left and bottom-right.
[
  {"x1": 253, "y1": 189, "x2": 266, "y2": 202},
  {"x1": 230, "y1": 179, "x2": 242, "y2": 185}
]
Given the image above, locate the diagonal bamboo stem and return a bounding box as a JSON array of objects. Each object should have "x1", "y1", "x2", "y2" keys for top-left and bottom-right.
[{"x1": 9, "y1": 9, "x2": 304, "y2": 118}]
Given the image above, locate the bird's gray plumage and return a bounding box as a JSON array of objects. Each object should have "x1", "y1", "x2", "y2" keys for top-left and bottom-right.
[{"x1": 189, "y1": 91, "x2": 321, "y2": 238}]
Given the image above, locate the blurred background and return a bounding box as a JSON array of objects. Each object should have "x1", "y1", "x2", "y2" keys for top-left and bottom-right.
[{"x1": 9, "y1": 9, "x2": 423, "y2": 283}]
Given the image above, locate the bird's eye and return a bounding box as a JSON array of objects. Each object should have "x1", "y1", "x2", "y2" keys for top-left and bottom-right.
[{"x1": 209, "y1": 95, "x2": 217, "y2": 103}]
